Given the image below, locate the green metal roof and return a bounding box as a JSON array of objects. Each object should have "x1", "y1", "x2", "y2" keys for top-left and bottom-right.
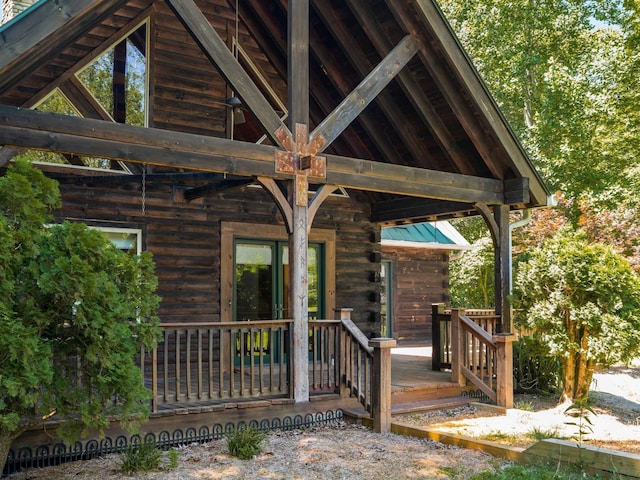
[{"x1": 381, "y1": 222, "x2": 468, "y2": 247}]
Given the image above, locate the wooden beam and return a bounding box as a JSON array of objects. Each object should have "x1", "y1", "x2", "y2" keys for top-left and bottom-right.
[
  {"x1": 309, "y1": 35, "x2": 418, "y2": 154},
  {"x1": 308, "y1": 184, "x2": 338, "y2": 231},
  {"x1": 475, "y1": 203, "x2": 511, "y2": 331},
  {"x1": 0, "y1": 0, "x2": 130, "y2": 93},
  {"x1": 0, "y1": 106, "x2": 509, "y2": 206},
  {"x1": 242, "y1": 0, "x2": 378, "y2": 161},
  {"x1": 166, "y1": 0, "x2": 291, "y2": 148},
  {"x1": 287, "y1": 0, "x2": 312, "y2": 404},
  {"x1": 183, "y1": 178, "x2": 254, "y2": 201},
  {"x1": 298, "y1": 3, "x2": 405, "y2": 165},
  {"x1": 257, "y1": 176, "x2": 292, "y2": 233},
  {"x1": 0, "y1": 146, "x2": 21, "y2": 168},
  {"x1": 58, "y1": 77, "x2": 113, "y2": 121},
  {"x1": 326, "y1": 152, "x2": 503, "y2": 204}
]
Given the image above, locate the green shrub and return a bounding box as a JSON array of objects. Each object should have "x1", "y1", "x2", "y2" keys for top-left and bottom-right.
[
  {"x1": 513, "y1": 336, "x2": 561, "y2": 395},
  {"x1": 514, "y1": 400, "x2": 534, "y2": 411},
  {"x1": 526, "y1": 427, "x2": 560, "y2": 441},
  {"x1": 119, "y1": 441, "x2": 179, "y2": 474},
  {"x1": 120, "y1": 441, "x2": 161, "y2": 474},
  {"x1": 226, "y1": 428, "x2": 267, "y2": 460}
]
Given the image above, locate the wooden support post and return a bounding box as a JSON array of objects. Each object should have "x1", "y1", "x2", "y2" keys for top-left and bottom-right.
[
  {"x1": 288, "y1": 0, "x2": 310, "y2": 404},
  {"x1": 336, "y1": 308, "x2": 352, "y2": 398},
  {"x1": 431, "y1": 303, "x2": 444, "y2": 371},
  {"x1": 494, "y1": 333, "x2": 515, "y2": 408},
  {"x1": 370, "y1": 337, "x2": 396, "y2": 433},
  {"x1": 494, "y1": 205, "x2": 511, "y2": 333},
  {"x1": 450, "y1": 308, "x2": 465, "y2": 387}
]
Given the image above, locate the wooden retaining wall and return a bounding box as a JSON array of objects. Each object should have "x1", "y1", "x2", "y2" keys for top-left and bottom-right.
[{"x1": 391, "y1": 421, "x2": 640, "y2": 479}]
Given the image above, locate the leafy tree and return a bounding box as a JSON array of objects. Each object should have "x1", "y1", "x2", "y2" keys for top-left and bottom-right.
[
  {"x1": 0, "y1": 160, "x2": 161, "y2": 473},
  {"x1": 438, "y1": 0, "x2": 637, "y2": 208},
  {"x1": 449, "y1": 236, "x2": 494, "y2": 308},
  {"x1": 513, "y1": 228, "x2": 640, "y2": 401}
]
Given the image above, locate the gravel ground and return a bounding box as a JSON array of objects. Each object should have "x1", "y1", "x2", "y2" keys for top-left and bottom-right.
[{"x1": 7, "y1": 423, "x2": 499, "y2": 479}]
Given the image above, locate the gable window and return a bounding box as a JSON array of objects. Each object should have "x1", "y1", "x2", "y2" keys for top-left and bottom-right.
[{"x1": 75, "y1": 21, "x2": 148, "y2": 127}]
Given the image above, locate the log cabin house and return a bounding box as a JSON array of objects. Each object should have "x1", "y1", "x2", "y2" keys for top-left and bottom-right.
[
  {"x1": 381, "y1": 221, "x2": 469, "y2": 344},
  {"x1": 0, "y1": 0, "x2": 550, "y2": 471}
]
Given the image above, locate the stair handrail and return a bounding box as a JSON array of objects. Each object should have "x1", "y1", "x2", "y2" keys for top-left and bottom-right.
[
  {"x1": 335, "y1": 309, "x2": 394, "y2": 433},
  {"x1": 451, "y1": 308, "x2": 514, "y2": 408}
]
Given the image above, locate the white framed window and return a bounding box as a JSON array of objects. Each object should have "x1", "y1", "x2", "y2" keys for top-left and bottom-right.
[{"x1": 95, "y1": 226, "x2": 142, "y2": 255}]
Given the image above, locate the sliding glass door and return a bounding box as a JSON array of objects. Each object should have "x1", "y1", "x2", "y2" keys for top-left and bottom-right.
[{"x1": 233, "y1": 240, "x2": 324, "y2": 321}]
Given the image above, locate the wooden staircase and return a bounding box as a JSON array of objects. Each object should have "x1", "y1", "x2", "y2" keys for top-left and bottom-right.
[
  {"x1": 389, "y1": 347, "x2": 471, "y2": 415},
  {"x1": 391, "y1": 382, "x2": 469, "y2": 415}
]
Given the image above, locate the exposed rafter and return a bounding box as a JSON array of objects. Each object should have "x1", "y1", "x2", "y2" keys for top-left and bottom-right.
[
  {"x1": 0, "y1": 0, "x2": 130, "y2": 93},
  {"x1": 309, "y1": 34, "x2": 419, "y2": 154},
  {"x1": 343, "y1": 0, "x2": 478, "y2": 176}
]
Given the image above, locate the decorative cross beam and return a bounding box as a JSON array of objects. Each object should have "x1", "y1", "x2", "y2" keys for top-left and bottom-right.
[{"x1": 274, "y1": 124, "x2": 326, "y2": 206}]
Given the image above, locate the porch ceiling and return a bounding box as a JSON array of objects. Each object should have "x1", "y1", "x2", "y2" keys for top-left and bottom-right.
[{"x1": 0, "y1": 0, "x2": 550, "y2": 223}]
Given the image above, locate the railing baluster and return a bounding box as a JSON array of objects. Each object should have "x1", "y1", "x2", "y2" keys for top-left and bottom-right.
[
  {"x1": 175, "y1": 329, "x2": 181, "y2": 402},
  {"x1": 229, "y1": 328, "x2": 235, "y2": 397},
  {"x1": 208, "y1": 329, "x2": 214, "y2": 399},
  {"x1": 186, "y1": 329, "x2": 192, "y2": 400},
  {"x1": 197, "y1": 329, "x2": 203, "y2": 400},
  {"x1": 163, "y1": 330, "x2": 169, "y2": 403},
  {"x1": 219, "y1": 328, "x2": 225, "y2": 398}
]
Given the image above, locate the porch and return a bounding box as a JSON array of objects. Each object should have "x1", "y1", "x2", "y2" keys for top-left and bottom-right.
[{"x1": 137, "y1": 307, "x2": 511, "y2": 422}]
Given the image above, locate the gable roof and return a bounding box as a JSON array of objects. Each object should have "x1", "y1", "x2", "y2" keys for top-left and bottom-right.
[{"x1": 0, "y1": 0, "x2": 550, "y2": 223}]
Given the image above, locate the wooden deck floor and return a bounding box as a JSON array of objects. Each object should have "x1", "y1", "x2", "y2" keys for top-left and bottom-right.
[{"x1": 391, "y1": 346, "x2": 453, "y2": 392}]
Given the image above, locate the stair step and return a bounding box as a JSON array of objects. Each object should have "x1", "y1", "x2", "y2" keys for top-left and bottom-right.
[
  {"x1": 391, "y1": 396, "x2": 470, "y2": 415},
  {"x1": 391, "y1": 383, "x2": 462, "y2": 404}
]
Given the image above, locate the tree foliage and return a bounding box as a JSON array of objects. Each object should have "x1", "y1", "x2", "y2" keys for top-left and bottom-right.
[
  {"x1": 513, "y1": 228, "x2": 640, "y2": 401},
  {"x1": 0, "y1": 161, "x2": 161, "y2": 472},
  {"x1": 449, "y1": 237, "x2": 494, "y2": 309},
  {"x1": 438, "y1": 0, "x2": 639, "y2": 207}
]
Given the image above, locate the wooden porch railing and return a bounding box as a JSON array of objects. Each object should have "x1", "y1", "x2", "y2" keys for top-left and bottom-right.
[
  {"x1": 140, "y1": 320, "x2": 293, "y2": 412},
  {"x1": 138, "y1": 311, "x2": 395, "y2": 432},
  {"x1": 450, "y1": 308, "x2": 514, "y2": 408},
  {"x1": 431, "y1": 304, "x2": 502, "y2": 371}
]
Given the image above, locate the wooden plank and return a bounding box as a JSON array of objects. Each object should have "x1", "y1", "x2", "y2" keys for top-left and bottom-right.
[
  {"x1": 524, "y1": 439, "x2": 640, "y2": 479},
  {"x1": 0, "y1": 0, "x2": 124, "y2": 74},
  {"x1": 59, "y1": 77, "x2": 112, "y2": 121},
  {"x1": 372, "y1": 198, "x2": 474, "y2": 222},
  {"x1": 165, "y1": 0, "x2": 291, "y2": 148},
  {"x1": 309, "y1": 35, "x2": 419, "y2": 154},
  {"x1": 0, "y1": 0, "x2": 133, "y2": 95}
]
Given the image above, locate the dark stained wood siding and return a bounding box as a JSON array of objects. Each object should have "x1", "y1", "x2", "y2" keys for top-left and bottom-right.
[
  {"x1": 54, "y1": 181, "x2": 380, "y2": 336},
  {"x1": 382, "y1": 246, "x2": 450, "y2": 345}
]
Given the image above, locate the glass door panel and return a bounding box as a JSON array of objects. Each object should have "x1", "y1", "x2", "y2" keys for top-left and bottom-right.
[
  {"x1": 234, "y1": 243, "x2": 275, "y2": 321},
  {"x1": 280, "y1": 243, "x2": 323, "y2": 320}
]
